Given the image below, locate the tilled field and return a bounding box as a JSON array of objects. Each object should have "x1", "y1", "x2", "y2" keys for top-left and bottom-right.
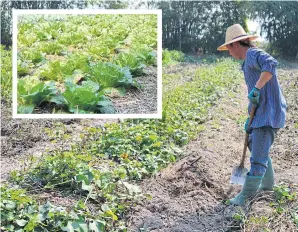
[{"x1": 127, "y1": 63, "x2": 298, "y2": 232}]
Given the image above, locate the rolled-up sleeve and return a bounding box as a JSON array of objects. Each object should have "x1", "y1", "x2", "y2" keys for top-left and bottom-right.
[
  {"x1": 247, "y1": 49, "x2": 278, "y2": 74},
  {"x1": 257, "y1": 51, "x2": 279, "y2": 74}
]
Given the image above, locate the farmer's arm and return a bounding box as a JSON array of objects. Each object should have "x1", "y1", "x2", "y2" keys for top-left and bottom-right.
[{"x1": 255, "y1": 71, "x2": 272, "y2": 89}]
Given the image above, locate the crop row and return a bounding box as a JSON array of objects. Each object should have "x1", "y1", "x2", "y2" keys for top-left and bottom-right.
[{"x1": 17, "y1": 14, "x2": 157, "y2": 114}]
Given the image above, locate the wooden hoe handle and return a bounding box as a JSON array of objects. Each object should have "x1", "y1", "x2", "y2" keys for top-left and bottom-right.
[{"x1": 239, "y1": 105, "x2": 257, "y2": 168}]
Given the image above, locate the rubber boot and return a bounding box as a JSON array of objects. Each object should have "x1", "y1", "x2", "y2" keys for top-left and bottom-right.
[
  {"x1": 259, "y1": 157, "x2": 274, "y2": 191},
  {"x1": 229, "y1": 174, "x2": 263, "y2": 206}
]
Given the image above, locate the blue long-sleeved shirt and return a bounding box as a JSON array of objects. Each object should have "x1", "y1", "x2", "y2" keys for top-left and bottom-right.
[{"x1": 241, "y1": 47, "x2": 286, "y2": 129}]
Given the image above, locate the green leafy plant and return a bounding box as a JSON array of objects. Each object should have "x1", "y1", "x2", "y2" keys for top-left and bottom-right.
[
  {"x1": 40, "y1": 55, "x2": 89, "y2": 82},
  {"x1": 58, "y1": 32, "x2": 87, "y2": 46},
  {"x1": 232, "y1": 212, "x2": 247, "y2": 224},
  {"x1": 17, "y1": 33, "x2": 38, "y2": 47},
  {"x1": 274, "y1": 185, "x2": 297, "y2": 203},
  {"x1": 39, "y1": 42, "x2": 63, "y2": 55},
  {"x1": 19, "y1": 49, "x2": 45, "y2": 65},
  {"x1": 87, "y1": 43, "x2": 112, "y2": 59},
  {"x1": 114, "y1": 53, "x2": 146, "y2": 76},
  {"x1": 64, "y1": 53, "x2": 90, "y2": 73},
  {"x1": 162, "y1": 49, "x2": 185, "y2": 66},
  {"x1": 62, "y1": 80, "x2": 115, "y2": 114},
  {"x1": 0, "y1": 185, "x2": 110, "y2": 232},
  {"x1": 135, "y1": 47, "x2": 157, "y2": 66},
  {"x1": 18, "y1": 78, "x2": 64, "y2": 114},
  {"x1": 87, "y1": 62, "x2": 134, "y2": 88},
  {"x1": 40, "y1": 60, "x2": 64, "y2": 81},
  {"x1": 16, "y1": 14, "x2": 158, "y2": 114}
]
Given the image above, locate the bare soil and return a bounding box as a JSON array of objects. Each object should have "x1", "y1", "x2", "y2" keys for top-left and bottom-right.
[
  {"x1": 112, "y1": 67, "x2": 158, "y2": 114},
  {"x1": 126, "y1": 65, "x2": 298, "y2": 232}
]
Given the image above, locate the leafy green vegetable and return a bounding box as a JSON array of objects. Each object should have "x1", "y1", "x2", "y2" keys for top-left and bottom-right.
[
  {"x1": 18, "y1": 78, "x2": 63, "y2": 114},
  {"x1": 18, "y1": 33, "x2": 37, "y2": 47},
  {"x1": 114, "y1": 53, "x2": 146, "y2": 76},
  {"x1": 133, "y1": 44, "x2": 157, "y2": 66},
  {"x1": 87, "y1": 43, "x2": 112, "y2": 59},
  {"x1": 40, "y1": 61, "x2": 64, "y2": 81},
  {"x1": 39, "y1": 42, "x2": 63, "y2": 55},
  {"x1": 64, "y1": 53, "x2": 90, "y2": 73},
  {"x1": 40, "y1": 55, "x2": 89, "y2": 81},
  {"x1": 19, "y1": 49, "x2": 44, "y2": 64},
  {"x1": 87, "y1": 62, "x2": 133, "y2": 88},
  {"x1": 62, "y1": 80, "x2": 115, "y2": 114},
  {"x1": 0, "y1": 185, "x2": 110, "y2": 232}
]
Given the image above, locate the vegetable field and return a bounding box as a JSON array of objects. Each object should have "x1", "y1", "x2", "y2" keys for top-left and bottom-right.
[
  {"x1": 16, "y1": 14, "x2": 158, "y2": 114},
  {"x1": 1, "y1": 49, "x2": 297, "y2": 231}
]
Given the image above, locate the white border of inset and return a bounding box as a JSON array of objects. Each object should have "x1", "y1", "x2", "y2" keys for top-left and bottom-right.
[{"x1": 12, "y1": 9, "x2": 162, "y2": 119}]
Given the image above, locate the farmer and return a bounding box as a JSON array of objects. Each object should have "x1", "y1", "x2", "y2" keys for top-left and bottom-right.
[{"x1": 217, "y1": 24, "x2": 287, "y2": 205}]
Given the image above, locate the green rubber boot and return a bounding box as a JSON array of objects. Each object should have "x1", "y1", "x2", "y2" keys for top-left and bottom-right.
[
  {"x1": 259, "y1": 157, "x2": 275, "y2": 191},
  {"x1": 229, "y1": 174, "x2": 263, "y2": 206}
]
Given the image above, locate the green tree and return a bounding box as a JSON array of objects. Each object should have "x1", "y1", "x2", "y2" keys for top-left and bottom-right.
[
  {"x1": 248, "y1": 1, "x2": 298, "y2": 58},
  {"x1": 155, "y1": 1, "x2": 247, "y2": 54}
]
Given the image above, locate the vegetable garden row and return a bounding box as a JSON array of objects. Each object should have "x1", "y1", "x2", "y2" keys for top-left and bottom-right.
[
  {"x1": 1, "y1": 47, "x2": 244, "y2": 231},
  {"x1": 16, "y1": 14, "x2": 157, "y2": 114}
]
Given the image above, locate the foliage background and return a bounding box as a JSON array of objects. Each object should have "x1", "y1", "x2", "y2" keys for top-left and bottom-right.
[{"x1": 1, "y1": 0, "x2": 298, "y2": 59}]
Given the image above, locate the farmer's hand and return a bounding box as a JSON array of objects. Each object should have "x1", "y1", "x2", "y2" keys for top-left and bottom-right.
[
  {"x1": 244, "y1": 117, "x2": 253, "y2": 134},
  {"x1": 248, "y1": 87, "x2": 260, "y2": 106}
]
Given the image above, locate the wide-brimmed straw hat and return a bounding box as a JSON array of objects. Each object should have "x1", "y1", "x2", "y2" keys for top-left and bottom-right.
[{"x1": 217, "y1": 24, "x2": 259, "y2": 51}]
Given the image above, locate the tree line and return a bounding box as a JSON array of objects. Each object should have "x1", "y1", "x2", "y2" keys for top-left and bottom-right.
[
  {"x1": 148, "y1": 1, "x2": 298, "y2": 59},
  {"x1": 1, "y1": 0, "x2": 298, "y2": 59}
]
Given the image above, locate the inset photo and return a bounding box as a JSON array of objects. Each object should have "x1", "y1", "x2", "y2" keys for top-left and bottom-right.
[{"x1": 12, "y1": 9, "x2": 162, "y2": 118}]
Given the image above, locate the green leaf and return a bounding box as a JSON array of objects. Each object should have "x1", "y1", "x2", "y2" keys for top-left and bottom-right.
[
  {"x1": 88, "y1": 62, "x2": 133, "y2": 88},
  {"x1": 75, "y1": 174, "x2": 87, "y2": 182},
  {"x1": 72, "y1": 219, "x2": 88, "y2": 232},
  {"x1": 18, "y1": 79, "x2": 61, "y2": 113},
  {"x1": 89, "y1": 220, "x2": 105, "y2": 232},
  {"x1": 4, "y1": 200, "x2": 17, "y2": 210},
  {"x1": 62, "y1": 221, "x2": 75, "y2": 232},
  {"x1": 63, "y1": 81, "x2": 108, "y2": 114},
  {"x1": 105, "y1": 210, "x2": 118, "y2": 221},
  {"x1": 39, "y1": 202, "x2": 51, "y2": 214},
  {"x1": 17, "y1": 104, "x2": 35, "y2": 114},
  {"x1": 75, "y1": 200, "x2": 86, "y2": 210},
  {"x1": 16, "y1": 219, "x2": 28, "y2": 226},
  {"x1": 50, "y1": 94, "x2": 66, "y2": 105},
  {"x1": 114, "y1": 53, "x2": 145, "y2": 76},
  {"x1": 149, "y1": 134, "x2": 158, "y2": 141},
  {"x1": 81, "y1": 80, "x2": 100, "y2": 93},
  {"x1": 86, "y1": 172, "x2": 94, "y2": 184},
  {"x1": 81, "y1": 181, "x2": 92, "y2": 191},
  {"x1": 98, "y1": 105, "x2": 116, "y2": 114}
]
